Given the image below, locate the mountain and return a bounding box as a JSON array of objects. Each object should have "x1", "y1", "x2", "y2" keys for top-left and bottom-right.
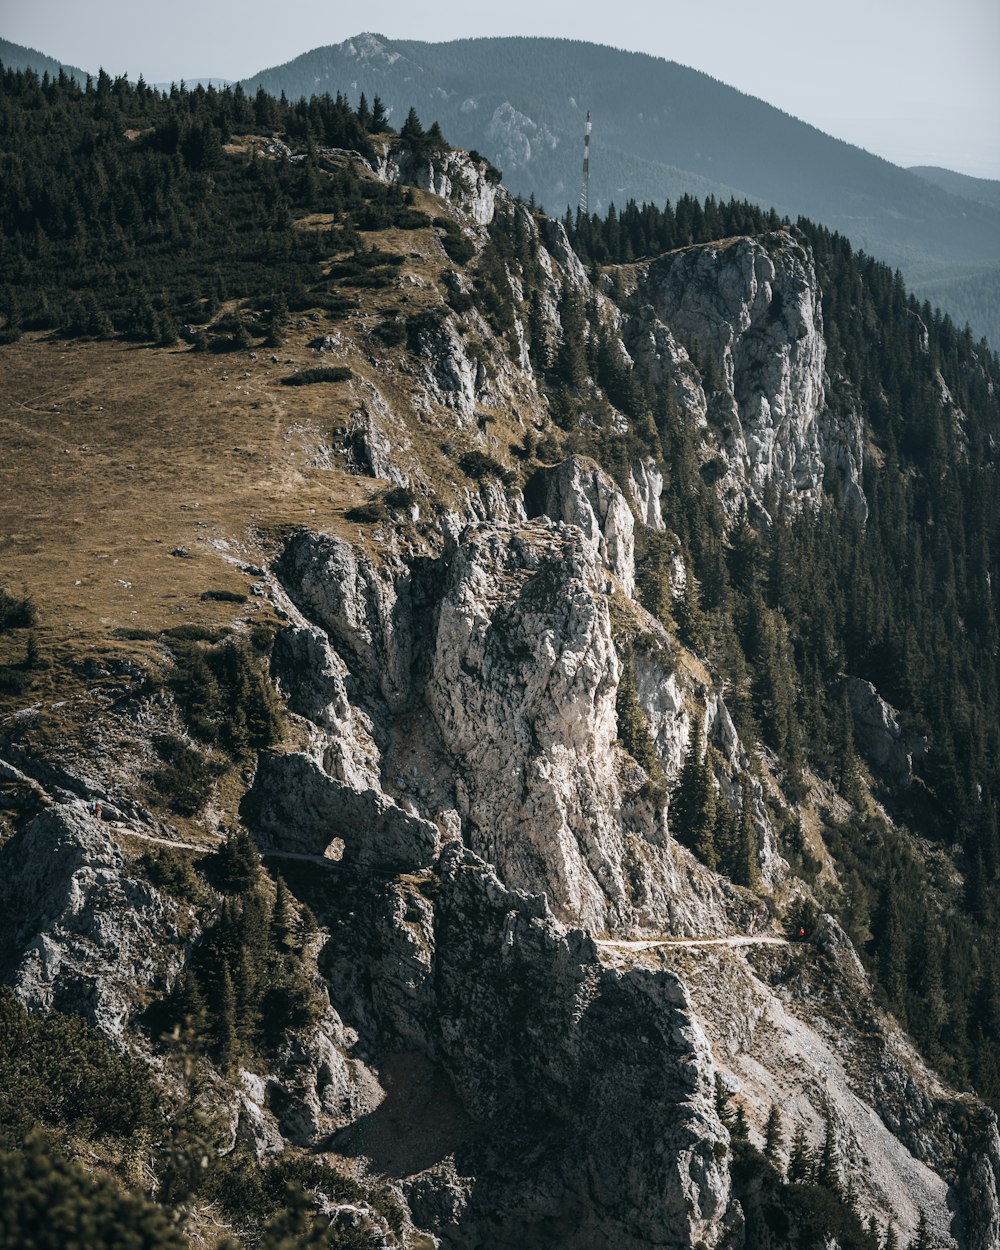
[
  {"x1": 911, "y1": 165, "x2": 1000, "y2": 211},
  {"x1": 2, "y1": 67, "x2": 1000, "y2": 1249},
  {"x1": 239, "y1": 33, "x2": 1000, "y2": 348},
  {"x1": 0, "y1": 36, "x2": 89, "y2": 83}
]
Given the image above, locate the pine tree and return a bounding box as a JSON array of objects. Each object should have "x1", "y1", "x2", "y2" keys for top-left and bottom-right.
[
  {"x1": 370, "y1": 95, "x2": 389, "y2": 132},
  {"x1": 908, "y1": 1212, "x2": 934, "y2": 1250},
  {"x1": 211, "y1": 828, "x2": 260, "y2": 894},
  {"x1": 713, "y1": 1074, "x2": 735, "y2": 1133},
  {"x1": 216, "y1": 964, "x2": 239, "y2": 1070},
  {"x1": 833, "y1": 694, "x2": 864, "y2": 803},
  {"x1": 400, "y1": 106, "x2": 424, "y2": 147},
  {"x1": 816, "y1": 1110, "x2": 842, "y2": 1195},
  {"x1": 173, "y1": 969, "x2": 207, "y2": 1044},
  {"x1": 670, "y1": 719, "x2": 717, "y2": 869},
  {"x1": 735, "y1": 784, "x2": 760, "y2": 889},
  {"x1": 763, "y1": 1104, "x2": 784, "y2": 1170},
  {"x1": 271, "y1": 874, "x2": 295, "y2": 954},
  {"x1": 788, "y1": 1122, "x2": 815, "y2": 1182}
]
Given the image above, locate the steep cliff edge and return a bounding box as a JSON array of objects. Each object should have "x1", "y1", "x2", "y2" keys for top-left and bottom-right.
[
  {"x1": 0, "y1": 125, "x2": 997, "y2": 1250},
  {"x1": 623, "y1": 232, "x2": 867, "y2": 520}
]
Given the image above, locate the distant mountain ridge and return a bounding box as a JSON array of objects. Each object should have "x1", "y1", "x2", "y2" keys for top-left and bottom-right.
[
  {"x1": 240, "y1": 33, "x2": 1000, "y2": 347},
  {"x1": 0, "y1": 37, "x2": 88, "y2": 84},
  {"x1": 910, "y1": 165, "x2": 1000, "y2": 211}
]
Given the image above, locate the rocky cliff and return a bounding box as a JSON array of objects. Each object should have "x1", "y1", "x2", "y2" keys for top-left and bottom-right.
[{"x1": 0, "y1": 131, "x2": 996, "y2": 1250}]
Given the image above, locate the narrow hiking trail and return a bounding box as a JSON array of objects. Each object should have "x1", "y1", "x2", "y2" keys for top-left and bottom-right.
[
  {"x1": 595, "y1": 934, "x2": 790, "y2": 952},
  {"x1": 108, "y1": 825, "x2": 795, "y2": 953}
]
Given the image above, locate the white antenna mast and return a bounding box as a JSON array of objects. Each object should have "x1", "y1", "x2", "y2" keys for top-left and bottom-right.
[{"x1": 579, "y1": 110, "x2": 591, "y2": 214}]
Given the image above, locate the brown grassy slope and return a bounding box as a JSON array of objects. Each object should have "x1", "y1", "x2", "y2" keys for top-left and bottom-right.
[{"x1": 0, "y1": 329, "x2": 373, "y2": 718}]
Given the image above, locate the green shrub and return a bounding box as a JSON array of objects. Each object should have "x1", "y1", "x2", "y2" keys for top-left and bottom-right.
[
  {"x1": 345, "y1": 485, "x2": 418, "y2": 524},
  {"x1": 458, "y1": 450, "x2": 516, "y2": 485},
  {"x1": 281, "y1": 366, "x2": 353, "y2": 386},
  {"x1": 0, "y1": 586, "x2": 36, "y2": 633},
  {"x1": 0, "y1": 989, "x2": 161, "y2": 1142},
  {"x1": 151, "y1": 733, "x2": 225, "y2": 816},
  {"x1": 373, "y1": 316, "x2": 407, "y2": 346},
  {"x1": 199, "y1": 589, "x2": 248, "y2": 603},
  {"x1": 162, "y1": 624, "x2": 231, "y2": 643},
  {"x1": 0, "y1": 1135, "x2": 186, "y2": 1250}
]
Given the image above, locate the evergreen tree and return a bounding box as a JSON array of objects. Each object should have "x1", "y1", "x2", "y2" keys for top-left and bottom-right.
[
  {"x1": 271, "y1": 874, "x2": 295, "y2": 954},
  {"x1": 763, "y1": 1103, "x2": 784, "y2": 1170},
  {"x1": 670, "y1": 719, "x2": 717, "y2": 869},
  {"x1": 735, "y1": 783, "x2": 761, "y2": 889},
  {"x1": 399, "y1": 106, "x2": 424, "y2": 147},
  {"x1": 908, "y1": 1211, "x2": 934, "y2": 1250},
  {"x1": 370, "y1": 94, "x2": 389, "y2": 132},
  {"x1": 788, "y1": 1122, "x2": 815, "y2": 1183},
  {"x1": 216, "y1": 964, "x2": 239, "y2": 1070},
  {"x1": 816, "y1": 1111, "x2": 843, "y2": 1195}
]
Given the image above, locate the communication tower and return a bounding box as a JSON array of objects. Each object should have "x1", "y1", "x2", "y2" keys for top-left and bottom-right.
[{"x1": 579, "y1": 110, "x2": 591, "y2": 215}]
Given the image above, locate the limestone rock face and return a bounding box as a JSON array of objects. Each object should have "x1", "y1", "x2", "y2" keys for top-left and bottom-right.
[
  {"x1": 344, "y1": 384, "x2": 410, "y2": 484},
  {"x1": 486, "y1": 101, "x2": 558, "y2": 173},
  {"x1": 0, "y1": 804, "x2": 190, "y2": 1037},
  {"x1": 244, "y1": 751, "x2": 440, "y2": 873},
  {"x1": 265, "y1": 1009, "x2": 382, "y2": 1147},
  {"x1": 956, "y1": 1116, "x2": 1000, "y2": 1250},
  {"x1": 271, "y1": 522, "x2": 765, "y2": 938},
  {"x1": 629, "y1": 231, "x2": 866, "y2": 517},
  {"x1": 277, "y1": 530, "x2": 413, "y2": 710},
  {"x1": 271, "y1": 624, "x2": 382, "y2": 791},
  {"x1": 527, "y1": 455, "x2": 636, "y2": 595},
  {"x1": 378, "y1": 143, "x2": 499, "y2": 225},
  {"x1": 407, "y1": 311, "x2": 478, "y2": 420},
  {"x1": 318, "y1": 844, "x2": 736, "y2": 1249},
  {"x1": 630, "y1": 456, "x2": 666, "y2": 530},
  {"x1": 624, "y1": 304, "x2": 709, "y2": 428},
  {"x1": 425, "y1": 520, "x2": 628, "y2": 929},
  {"x1": 843, "y1": 675, "x2": 922, "y2": 782}
]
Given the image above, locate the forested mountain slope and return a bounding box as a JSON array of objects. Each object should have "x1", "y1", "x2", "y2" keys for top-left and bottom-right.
[
  {"x1": 910, "y1": 167, "x2": 1000, "y2": 212},
  {"x1": 239, "y1": 33, "x2": 1000, "y2": 348},
  {"x1": 0, "y1": 36, "x2": 88, "y2": 85},
  {"x1": 1, "y1": 67, "x2": 999, "y2": 1250}
]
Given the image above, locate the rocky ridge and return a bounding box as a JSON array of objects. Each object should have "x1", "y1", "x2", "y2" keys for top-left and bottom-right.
[{"x1": 0, "y1": 137, "x2": 996, "y2": 1250}]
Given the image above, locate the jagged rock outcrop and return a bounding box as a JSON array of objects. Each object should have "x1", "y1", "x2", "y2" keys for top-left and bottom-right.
[
  {"x1": 344, "y1": 383, "x2": 410, "y2": 484},
  {"x1": 406, "y1": 310, "x2": 479, "y2": 420},
  {"x1": 265, "y1": 1008, "x2": 383, "y2": 1148},
  {"x1": 842, "y1": 675, "x2": 923, "y2": 783},
  {"x1": 276, "y1": 530, "x2": 413, "y2": 710},
  {"x1": 486, "y1": 101, "x2": 559, "y2": 173},
  {"x1": 314, "y1": 844, "x2": 736, "y2": 1249},
  {"x1": 628, "y1": 232, "x2": 866, "y2": 518},
  {"x1": 526, "y1": 455, "x2": 636, "y2": 594},
  {"x1": 271, "y1": 521, "x2": 768, "y2": 938},
  {"x1": 955, "y1": 1115, "x2": 1000, "y2": 1250},
  {"x1": 377, "y1": 143, "x2": 499, "y2": 225},
  {"x1": 425, "y1": 520, "x2": 629, "y2": 929},
  {"x1": 271, "y1": 624, "x2": 383, "y2": 790},
  {"x1": 243, "y1": 751, "x2": 440, "y2": 872},
  {"x1": 630, "y1": 455, "x2": 666, "y2": 530},
  {"x1": 0, "y1": 804, "x2": 191, "y2": 1037}
]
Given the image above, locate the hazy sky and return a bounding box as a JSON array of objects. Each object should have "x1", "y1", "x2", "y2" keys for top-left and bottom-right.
[{"x1": 4, "y1": 0, "x2": 999, "y2": 178}]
